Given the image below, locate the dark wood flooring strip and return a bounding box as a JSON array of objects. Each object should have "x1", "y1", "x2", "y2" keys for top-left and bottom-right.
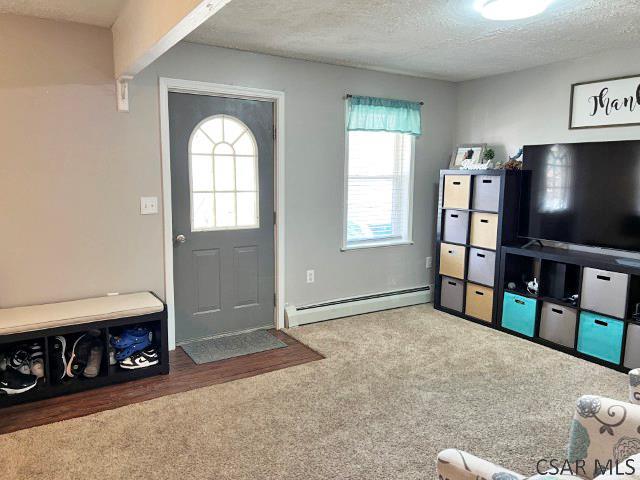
[{"x1": 0, "y1": 330, "x2": 323, "y2": 435}]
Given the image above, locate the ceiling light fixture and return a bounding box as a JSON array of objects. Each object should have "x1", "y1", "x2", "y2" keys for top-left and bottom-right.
[{"x1": 474, "y1": 0, "x2": 553, "y2": 20}]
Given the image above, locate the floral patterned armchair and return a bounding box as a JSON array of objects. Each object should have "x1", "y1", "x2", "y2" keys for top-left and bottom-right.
[{"x1": 437, "y1": 370, "x2": 640, "y2": 480}]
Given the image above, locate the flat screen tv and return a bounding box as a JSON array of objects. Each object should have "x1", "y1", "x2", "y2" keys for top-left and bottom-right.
[{"x1": 518, "y1": 140, "x2": 640, "y2": 252}]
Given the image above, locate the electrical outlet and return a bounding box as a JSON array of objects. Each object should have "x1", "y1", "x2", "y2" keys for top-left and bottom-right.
[
  {"x1": 426, "y1": 257, "x2": 433, "y2": 269},
  {"x1": 306, "y1": 269, "x2": 315, "y2": 283},
  {"x1": 140, "y1": 196, "x2": 158, "y2": 215}
]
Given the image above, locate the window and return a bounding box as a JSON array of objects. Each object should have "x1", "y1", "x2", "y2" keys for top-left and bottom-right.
[
  {"x1": 343, "y1": 130, "x2": 414, "y2": 249},
  {"x1": 189, "y1": 115, "x2": 259, "y2": 231}
]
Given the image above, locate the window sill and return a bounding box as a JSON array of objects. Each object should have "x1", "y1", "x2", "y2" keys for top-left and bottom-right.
[{"x1": 341, "y1": 240, "x2": 414, "y2": 252}]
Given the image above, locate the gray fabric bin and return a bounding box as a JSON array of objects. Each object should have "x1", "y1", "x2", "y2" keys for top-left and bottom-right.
[
  {"x1": 580, "y1": 267, "x2": 629, "y2": 318},
  {"x1": 440, "y1": 276, "x2": 464, "y2": 312},
  {"x1": 472, "y1": 175, "x2": 501, "y2": 212},
  {"x1": 624, "y1": 323, "x2": 640, "y2": 369},
  {"x1": 539, "y1": 301, "x2": 577, "y2": 348},
  {"x1": 467, "y1": 248, "x2": 495, "y2": 287},
  {"x1": 443, "y1": 210, "x2": 469, "y2": 245}
]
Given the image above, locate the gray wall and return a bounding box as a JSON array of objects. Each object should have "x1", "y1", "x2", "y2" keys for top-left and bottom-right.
[
  {"x1": 456, "y1": 47, "x2": 640, "y2": 160},
  {"x1": 0, "y1": 14, "x2": 456, "y2": 309},
  {"x1": 456, "y1": 46, "x2": 640, "y2": 258},
  {"x1": 147, "y1": 43, "x2": 456, "y2": 306}
]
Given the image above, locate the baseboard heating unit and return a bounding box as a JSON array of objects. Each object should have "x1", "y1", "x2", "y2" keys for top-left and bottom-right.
[{"x1": 285, "y1": 286, "x2": 432, "y2": 327}]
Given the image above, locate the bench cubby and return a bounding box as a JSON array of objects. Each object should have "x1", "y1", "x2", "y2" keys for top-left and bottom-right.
[{"x1": 0, "y1": 293, "x2": 168, "y2": 408}]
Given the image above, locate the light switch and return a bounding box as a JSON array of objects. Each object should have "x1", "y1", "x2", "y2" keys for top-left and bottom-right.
[{"x1": 140, "y1": 196, "x2": 158, "y2": 215}]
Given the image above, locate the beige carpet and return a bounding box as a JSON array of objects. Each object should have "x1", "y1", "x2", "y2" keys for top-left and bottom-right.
[{"x1": 1, "y1": 305, "x2": 627, "y2": 480}]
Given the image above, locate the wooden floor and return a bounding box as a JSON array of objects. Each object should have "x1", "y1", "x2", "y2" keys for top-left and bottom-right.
[{"x1": 0, "y1": 330, "x2": 323, "y2": 435}]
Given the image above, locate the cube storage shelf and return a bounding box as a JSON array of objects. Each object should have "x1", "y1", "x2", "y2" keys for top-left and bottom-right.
[
  {"x1": 498, "y1": 245, "x2": 640, "y2": 372},
  {"x1": 0, "y1": 306, "x2": 169, "y2": 408},
  {"x1": 434, "y1": 169, "x2": 521, "y2": 326},
  {"x1": 435, "y1": 168, "x2": 640, "y2": 372}
]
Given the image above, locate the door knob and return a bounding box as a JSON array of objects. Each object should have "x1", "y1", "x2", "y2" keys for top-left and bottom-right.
[{"x1": 175, "y1": 234, "x2": 186, "y2": 244}]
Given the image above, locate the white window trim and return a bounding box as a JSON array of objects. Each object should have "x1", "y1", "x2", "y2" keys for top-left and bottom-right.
[{"x1": 341, "y1": 106, "x2": 416, "y2": 251}]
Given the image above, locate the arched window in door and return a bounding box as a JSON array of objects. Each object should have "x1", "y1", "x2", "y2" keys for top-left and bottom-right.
[{"x1": 189, "y1": 115, "x2": 259, "y2": 231}]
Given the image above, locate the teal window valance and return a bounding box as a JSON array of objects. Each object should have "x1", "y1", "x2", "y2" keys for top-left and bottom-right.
[{"x1": 347, "y1": 95, "x2": 422, "y2": 136}]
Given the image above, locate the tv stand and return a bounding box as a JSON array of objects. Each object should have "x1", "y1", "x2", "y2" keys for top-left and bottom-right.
[
  {"x1": 522, "y1": 239, "x2": 544, "y2": 249},
  {"x1": 616, "y1": 258, "x2": 640, "y2": 269},
  {"x1": 498, "y1": 245, "x2": 640, "y2": 372}
]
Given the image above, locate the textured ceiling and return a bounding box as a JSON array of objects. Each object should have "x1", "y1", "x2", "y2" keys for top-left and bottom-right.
[
  {"x1": 0, "y1": 0, "x2": 126, "y2": 27},
  {"x1": 186, "y1": 0, "x2": 640, "y2": 81}
]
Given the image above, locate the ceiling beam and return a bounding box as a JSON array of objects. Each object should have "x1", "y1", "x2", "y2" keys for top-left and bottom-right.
[{"x1": 112, "y1": 0, "x2": 232, "y2": 79}]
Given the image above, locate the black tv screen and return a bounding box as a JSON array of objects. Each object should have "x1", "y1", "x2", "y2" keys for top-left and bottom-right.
[{"x1": 519, "y1": 140, "x2": 640, "y2": 252}]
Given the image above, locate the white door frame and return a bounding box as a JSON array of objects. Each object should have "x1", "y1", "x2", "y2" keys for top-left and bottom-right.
[{"x1": 158, "y1": 77, "x2": 286, "y2": 350}]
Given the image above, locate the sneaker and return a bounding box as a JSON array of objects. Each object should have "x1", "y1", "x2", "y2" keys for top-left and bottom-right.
[
  {"x1": 0, "y1": 353, "x2": 7, "y2": 371},
  {"x1": 28, "y1": 342, "x2": 45, "y2": 379},
  {"x1": 110, "y1": 327, "x2": 152, "y2": 349},
  {"x1": 114, "y1": 336, "x2": 151, "y2": 362},
  {"x1": 67, "y1": 330, "x2": 101, "y2": 378},
  {"x1": 0, "y1": 368, "x2": 37, "y2": 395},
  {"x1": 51, "y1": 336, "x2": 67, "y2": 381},
  {"x1": 83, "y1": 344, "x2": 104, "y2": 378},
  {"x1": 119, "y1": 348, "x2": 159, "y2": 370},
  {"x1": 8, "y1": 348, "x2": 30, "y2": 375}
]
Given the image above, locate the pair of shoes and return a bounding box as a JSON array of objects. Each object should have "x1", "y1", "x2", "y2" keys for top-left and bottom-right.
[
  {"x1": 110, "y1": 327, "x2": 152, "y2": 362},
  {"x1": 110, "y1": 327, "x2": 158, "y2": 370},
  {"x1": 119, "y1": 348, "x2": 160, "y2": 370},
  {"x1": 66, "y1": 331, "x2": 104, "y2": 379},
  {"x1": 0, "y1": 368, "x2": 37, "y2": 395},
  {"x1": 3, "y1": 342, "x2": 45, "y2": 379}
]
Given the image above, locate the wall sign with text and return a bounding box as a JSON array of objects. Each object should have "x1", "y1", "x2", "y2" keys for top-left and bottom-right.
[{"x1": 570, "y1": 74, "x2": 640, "y2": 129}]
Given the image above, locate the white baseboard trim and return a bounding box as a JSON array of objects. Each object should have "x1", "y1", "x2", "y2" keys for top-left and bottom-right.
[{"x1": 286, "y1": 286, "x2": 432, "y2": 328}]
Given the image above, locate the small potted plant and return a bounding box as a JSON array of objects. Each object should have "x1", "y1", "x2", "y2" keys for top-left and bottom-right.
[{"x1": 483, "y1": 148, "x2": 495, "y2": 166}]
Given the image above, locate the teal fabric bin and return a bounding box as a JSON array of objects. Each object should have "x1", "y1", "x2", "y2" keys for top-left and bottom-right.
[
  {"x1": 501, "y1": 292, "x2": 537, "y2": 337},
  {"x1": 577, "y1": 311, "x2": 624, "y2": 364}
]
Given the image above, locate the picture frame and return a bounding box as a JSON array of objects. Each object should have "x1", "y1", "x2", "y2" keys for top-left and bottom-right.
[
  {"x1": 449, "y1": 144, "x2": 487, "y2": 169},
  {"x1": 569, "y1": 73, "x2": 640, "y2": 129}
]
